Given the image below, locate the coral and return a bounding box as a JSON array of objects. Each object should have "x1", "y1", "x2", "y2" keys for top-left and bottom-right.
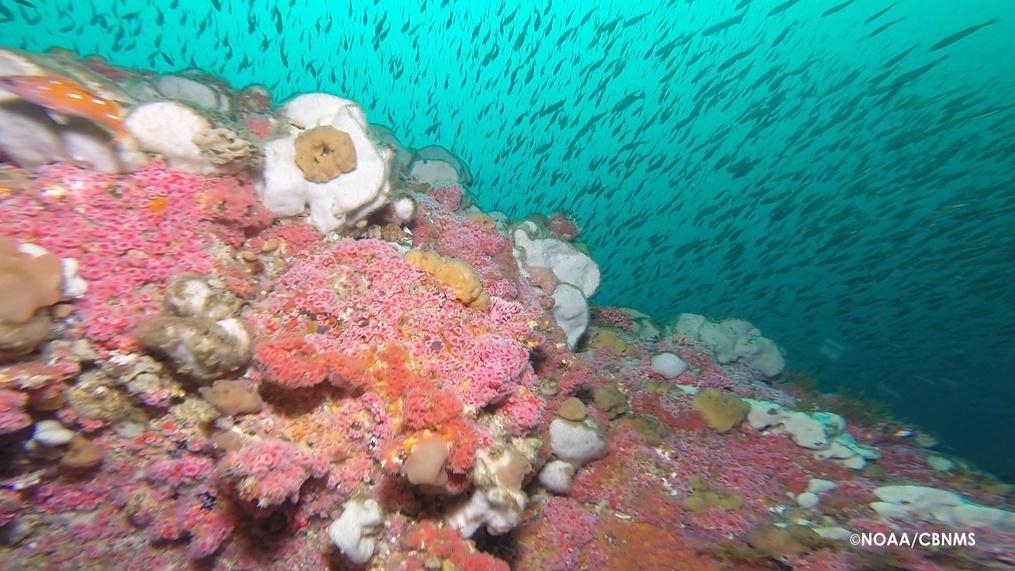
[
  {"x1": 517, "y1": 497, "x2": 598, "y2": 569},
  {"x1": 402, "y1": 387, "x2": 463, "y2": 431},
  {"x1": 144, "y1": 457, "x2": 214, "y2": 489},
  {"x1": 454, "y1": 333, "x2": 532, "y2": 410},
  {"x1": 198, "y1": 177, "x2": 274, "y2": 243},
  {"x1": 428, "y1": 184, "x2": 463, "y2": 210},
  {"x1": 397, "y1": 520, "x2": 509, "y2": 570},
  {"x1": 253, "y1": 335, "x2": 330, "y2": 388},
  {"x1": 254, "y1": 335, "x2": 366, "y2": 390},
  {"x1": 293, "y1": 125, "x2": 356, "y2": 182},
  {"x1": 404, "y1": 249, "x2": 490, "y2": 311},
  {"x1": 0, "y1": 388, "x2": 31, "y2": 434},
  {"x1": 219, "y1": 438, "x2": 330, "y2": 509},
  {"x1": 500, "y1": 389, "x2": 546, "y2": 435},
  {"x1": 692, "y1": 388, "x2": 750, "y2": 433},
  {"x1": 592, "y1": 306, "x2": 635, "y2": 331}
]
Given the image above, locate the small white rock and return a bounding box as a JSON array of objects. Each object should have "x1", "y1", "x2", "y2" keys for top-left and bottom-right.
[
  {"x1": 651, "y1": 352, "x2": 688, "y2": 379},
  {"x1": 32, "y1": 420, "x2": 75, "y2": 447},
  {"x1": 806, "y1": 478, "x2": 838, "y2": 494},
  {"x1": 927, "y1": 454, "x2": 956, "y2": 472},
  {"x1": 813, "y1": 526, "x2": 853, "y2": 541},
  {"x1": 796, "y1": 492, "x2": 821, "y2": 509}
]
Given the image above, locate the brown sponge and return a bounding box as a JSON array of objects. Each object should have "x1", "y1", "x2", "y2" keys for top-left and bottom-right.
[
  {"x1": 199, "y1": 380, "x2": 264, "y2": 416},
  {"x1": 293, "y1": 125, "x2": 357, "y2": 182},
  {"x1": 0, "y1": 236, "x2": 63, "y2": 324},
  {"x1": 402, "y1": 436, "x2": 450, "y2": 487}
]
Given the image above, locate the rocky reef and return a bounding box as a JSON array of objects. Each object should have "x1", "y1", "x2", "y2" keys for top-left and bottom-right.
[{"x1": 0, "y1": 48, "x2": 1013, "y2": 571}]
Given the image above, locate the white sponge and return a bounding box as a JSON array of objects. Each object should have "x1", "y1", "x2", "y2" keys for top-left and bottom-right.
[
  {"x1": 538, "y1": 459, "x2": 576, "y2": 494},
  {"x1": 673, "y1": 313, "x2": 785, "y2": 377},
  {"x1": 745, "y1": 399, "x2": 879, "y2": 469},
  {"x1": 125, "y1": 101, "x2": 214, "y2": 174},
  {"x1": 256, "y1": 94, "x2": 392, "y2": 233},
  {"x1": 512, "y1": 221, "x2": 600, "y2": 298},
  {"x1": 873, "y1": 485, "x2": 1015, "y2": 531},
  {"x1": 548, "y1": 418, "x2": 608, "y2": 465},
  {"x1": 327, "y1": 498, "x2": 383, "y2": 564},
  {"x1": 551, "y1": 283, "x2": 590, "y2": 350}
]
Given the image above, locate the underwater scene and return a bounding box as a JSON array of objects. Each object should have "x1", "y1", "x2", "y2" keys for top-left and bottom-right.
[{"x1": 1, "y1": 0, "x2": 1013, "y2": 569}]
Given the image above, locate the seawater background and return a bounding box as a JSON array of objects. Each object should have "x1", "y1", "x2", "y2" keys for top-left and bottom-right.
[{"x1": 2, "y1": 1, "x2": 1013, "y2": 477}]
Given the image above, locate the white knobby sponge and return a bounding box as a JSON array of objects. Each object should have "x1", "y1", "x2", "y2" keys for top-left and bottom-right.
[
  {"x1": 872, "y1": 485, "x2": 1015, "y2": 531},
  {"x1": 31, "y1": 420, "x2": 75, "y2": 447},
  {"x1": 446, "y1": 488, "x2": 521, "y2": 537},
  {"x1": 256, "y1": 93, "x2": 392, "y2": 233},
  {"x1": 447, "y1": 445, "x2": 532, "y2": 536},
  {"x1": 745, "y1": 399, "x2": 879, "y2": 469},
  {"x1": 673, "y1": 313, "x2": 785, "y2": 377},
  {"x1": 512, "y1": 221, "x2": 600, "y2": 298},
  {"x1": 551, "y1": 283, "x2": 589, "y2": 350},
  {"x1": 327, "y1": 498, "x2": 383, "y2": 564}
]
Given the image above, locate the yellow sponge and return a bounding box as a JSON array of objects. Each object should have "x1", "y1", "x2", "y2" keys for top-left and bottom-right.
[
  {"x1": 404, "y1": 249, "x2": 490, "y2": 311},
  {"x1": 692, "y1": 388, "x2": 750, "y2": 433}
]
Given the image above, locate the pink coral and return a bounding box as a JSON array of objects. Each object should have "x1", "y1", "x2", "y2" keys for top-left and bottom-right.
[
  {"x1": 500, "y1": 389, "x2": 546, "y2": 436},
  {"x1": 144, "y1": 457, "x2": 214, "y2": 489},
  {"x1": 591, "y1": 306, "x2": 634, "y2": 331},
  {"x1": 179, "y1": 500, "x2": 234, "y2": 559},
  {"x1": 0, "y1": 489, "x2": 22, "y2": 527},
  {"x1": 401, "y1": 520, "x2": 509, "y2": 570},
  {"x1": 0, "y1": 162, "x2": 243, "y2": 350},
  {"x1": 0, "y1": 388, "x2": 31, "y2": 434},
  {"x1": 428, "y1": 184, "x2": 463, "y2": 210},
  {"x1": 526, "y1": 497, "x2": 598, "y2": 569},
  {"x1": 402, "y1": 387, "x2": 463, "y2": 431},
  {"x1": 254, "y1": 335, "x2": 330, "y2": 388},
  {"x1": 219, "y1": 438, "x2": 330, "y2": 509},
  {"x1": 453, "y1": 333, "x2": 532, "y2": 410}
]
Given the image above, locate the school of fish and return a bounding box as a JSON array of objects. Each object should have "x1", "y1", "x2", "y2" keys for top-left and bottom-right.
[{"x1": 1, "y1": 0, "x2": 1013, "y2": 476}]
